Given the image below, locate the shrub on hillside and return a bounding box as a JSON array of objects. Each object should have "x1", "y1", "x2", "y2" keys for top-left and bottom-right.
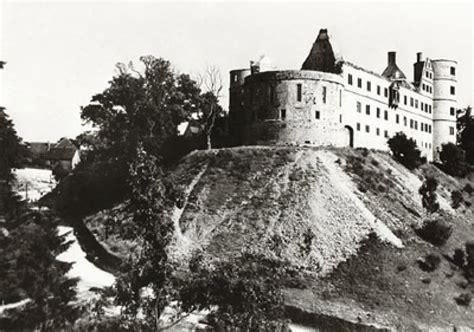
[
  {"x1": 387, "y1": 132, "x2": 422, "y2": 170},
  {"x1": 466, "y1": 240, "x2": 474, "y2": 280},
  {"x1": 451, "y1": 190, "x2": 464, "y2": 209},
  {"x1": 454, "y1": 293, "x2": 472, "y2": 306},
  {"x1": 419, "y1": 177, "x2": 440, "y2": 215},
  {"x1": 453, "y1": 248, "x2": 466, "y2": 268},
  {"x1": 345, "y1": 153, "x2": 392, "y2": 195},
  {"x1": 415, "y1": 218, "x2": 452, "y2": 246},
  {"x1": 463, "y1": 183, "x2": 473, "y2": 195},
  {"x1": 439, "y1": 143, "x2": 469, "y2": 177},
  {"x1": 417, "y1": 253, "x2": 441, "y2": 272}
]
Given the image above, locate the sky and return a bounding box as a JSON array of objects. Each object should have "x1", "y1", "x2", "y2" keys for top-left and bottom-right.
[{"x1": 0, "y1": 1, "x2": 472, "y2": 142}]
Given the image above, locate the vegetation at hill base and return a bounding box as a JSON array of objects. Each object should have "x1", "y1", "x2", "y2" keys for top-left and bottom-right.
[{"x1": 0, "y1": 111, "x2": 80, "y2": 330}]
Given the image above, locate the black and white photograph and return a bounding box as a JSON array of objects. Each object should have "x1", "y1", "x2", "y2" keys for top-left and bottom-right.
[{"x1": 0, "y1": 1, "x2": 473, "y2": 330}]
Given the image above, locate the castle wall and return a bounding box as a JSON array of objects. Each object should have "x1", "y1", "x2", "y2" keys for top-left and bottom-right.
[
  {"x1": 342, "y1": 63, "x2": 435, "y2": 160},
  {"x1": 239, "y1": 70, "x2": 347, "y2": 147},
  {"x1": 228, "y1": 48, "x2": 457, "y2": 163}
]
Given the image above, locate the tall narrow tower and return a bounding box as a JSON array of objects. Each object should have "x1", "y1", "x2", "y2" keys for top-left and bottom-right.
[
  {"x1": 432, "y1": 59, "x2": 457, "y2": 158},
  {"x1": 229, "y1": 68, "x2": 251, "y2": 140}
]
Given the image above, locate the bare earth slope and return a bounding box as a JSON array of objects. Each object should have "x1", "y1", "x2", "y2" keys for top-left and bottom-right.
[
  {"x1": 169, "y1": 147, "x2": 401, "y2": 275},
  {"x1": 87, "y1": 146, "x2": 473, "y2": 330}
]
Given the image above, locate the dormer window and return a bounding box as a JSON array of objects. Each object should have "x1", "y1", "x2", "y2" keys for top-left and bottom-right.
[{"x1": 388, "y1": 82, "x2": 400, "y2": 109}]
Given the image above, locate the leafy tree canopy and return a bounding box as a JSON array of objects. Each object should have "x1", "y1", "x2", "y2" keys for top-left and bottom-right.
[
  {"x1": 457, "y1": 106, "x2": 474, "y2": 165},
  {"x1": 0, "y1": 113, "x2": 79, "y2": 330},
  {"x1": 387, "y1": 132, "x2": 422, "y2": 170},
  {"x1": 49, "y1": 56, "x2": 218, "y2": 217},
  {"x1": 0, "y1": 110, "x2": 28, "y2": 184},
  {"x1": 439, "y1": 142, "x2": 469, "y2": 177}
]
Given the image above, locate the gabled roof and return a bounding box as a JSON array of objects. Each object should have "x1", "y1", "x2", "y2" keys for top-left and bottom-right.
[
  {"x1": 27, "y1": 142, "x2": 51, "y2": 156},
  {"x1": 46, "y1": 147, "x2": 77, "y2": 160}
]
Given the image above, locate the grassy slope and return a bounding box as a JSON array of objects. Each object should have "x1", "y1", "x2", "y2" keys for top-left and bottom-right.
[{"x1": 85, "y1": 146, "x2": 474, "y2": 329}]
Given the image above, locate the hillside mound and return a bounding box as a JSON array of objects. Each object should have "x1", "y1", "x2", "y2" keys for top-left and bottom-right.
[
  {"x1": 168, "y1": 146, "x2": 401, "y2": 275},
  {"x1": 86, "y1": 146, "x2": 474, "y2": 330}
]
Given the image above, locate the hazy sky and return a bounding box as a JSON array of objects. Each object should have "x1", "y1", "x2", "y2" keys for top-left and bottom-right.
[{"x1": 1, "y1": 1, "x2": 472, "y2": 142}]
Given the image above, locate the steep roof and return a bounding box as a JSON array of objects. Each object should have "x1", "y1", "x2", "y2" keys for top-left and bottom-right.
[
  {"x1": 45, "y1": 138, "x2": 78, "y2": 161},
  {"x1": 46, "y1": 147, "x2": 77, "y2": 160},
  {"x1": 27, "y1": 142, "x2": 51, "y2": 157},
  {"x1": 301, "y1": 29, "x2": 341, "y2": 73},
  {"x1": 381, "y1": 52, "x2": 407, "y2": 80}
]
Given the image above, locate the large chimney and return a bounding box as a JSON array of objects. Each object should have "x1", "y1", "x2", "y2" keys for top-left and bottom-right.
[
  {"x1": 388, "y1": 51, "x2": 396, "y2": 66},
  {"x1": 416, "y1": 52, "x2": 423, "y2": 63}
]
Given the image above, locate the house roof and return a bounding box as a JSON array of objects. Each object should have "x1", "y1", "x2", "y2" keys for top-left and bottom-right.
[
  {"x1": 46, "y1": 138, "x2": 78, "y2": 160},
  {"x1": 46, "y1": 147, "x2": 77, "y2": 160},
  {"x1": 27, "y1": 142, "x2": 51, "y2": 156}
]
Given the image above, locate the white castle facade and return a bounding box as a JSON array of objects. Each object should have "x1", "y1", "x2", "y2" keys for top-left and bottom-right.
[{"x1": 228, "y1": 29, "x2": 457, "y2": 161}]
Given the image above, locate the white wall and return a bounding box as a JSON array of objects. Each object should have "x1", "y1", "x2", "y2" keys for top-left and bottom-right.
[{"x1": 342, "y1": 63, "x2": 435, "y2": 160}]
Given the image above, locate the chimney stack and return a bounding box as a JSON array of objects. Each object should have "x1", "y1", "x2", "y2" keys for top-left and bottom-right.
[
  {"x1": 250, "y1": 61, "x2": 260, "y2": 75},
  {"x1": 416, "y1": 52, "x2": 423, "y2": 62},
  {"x1": 388, "y1": 51, "x2": 396, "y2": 65}
]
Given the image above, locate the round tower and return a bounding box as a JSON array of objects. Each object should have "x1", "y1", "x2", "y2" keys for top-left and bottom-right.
[
  {"x1": 432, "y1": 59, "x2": 457, "y2": 159},
  {"x1": 229, "y1": 69, "x2": 251, "y2": 141}
]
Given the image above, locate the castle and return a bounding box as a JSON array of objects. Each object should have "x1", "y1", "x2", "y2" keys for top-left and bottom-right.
[{"x1": 228, "y1": 29, "x2": 457, "y2": 161}]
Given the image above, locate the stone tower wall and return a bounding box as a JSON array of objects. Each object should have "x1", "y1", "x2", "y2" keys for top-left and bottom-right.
[{"x1": 240, "y1": 70, "x2": 347, "y2": 146}]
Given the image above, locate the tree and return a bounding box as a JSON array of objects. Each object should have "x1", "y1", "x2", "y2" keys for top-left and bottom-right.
[
  {"x1": 0, "y1": 112, "x2": 80, "y2": 330},
  {"x1": 457, "y1": 106, "x2": 474, "y2": 165},
  {"x1": 0, "y1": 212, "x2": 81, "y2": 330},
  {"x1": 49, "y1": 56, "x2": 205, "y2": 218},
  {"x1": 0, "y1": 110, "x2": 28, "y2": 182},
  {"x1": 114, "y1": 145, "x2": 176, "y2": 329},
  {"x1": 415, "y1": 177, "x2": 452, "y2": 246},
  {"x1": 439, "y1": 142, "x2": 469, "y2": 177},
  {"x1": 179, "y1": 251, "x2": 295, "y2": 330},
  {"x1": 196, "y1": 66, "x2": 224, "y2": 150},
  {"x1": 387, "y1": 132, "x2": 422, "y2": 170}
]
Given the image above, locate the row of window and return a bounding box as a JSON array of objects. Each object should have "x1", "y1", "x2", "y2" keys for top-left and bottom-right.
[
  {"x1": 348, "y1": 74, "x2": 389, "y2": 98},
  {"x1": 355, "y1": 123, "x2": 434, "y2": 149},
  {"x1": 423, "y1": 66, "x2": 455, "y2": 78},
  {"x1": 421, "y1": 83, "x2": 432, "y2": 93},
  {"x1": 356, "y1": 101, "x2": 434, "y2": 133},
  {"x1": 356, "y1": 123, "x2": 390, "y2": 138},
  {"x1": 279, "y1": 109, "x2": 321, "y2": 121},
  {"x1": 348, "y1": 74, "x2": 436, "y2": 113},
  {"x1": 296, "y1": 84, "x2": 342, "y2": 106}
]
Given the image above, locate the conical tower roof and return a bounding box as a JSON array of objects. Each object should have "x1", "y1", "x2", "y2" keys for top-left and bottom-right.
[{"x1": 302, "y1": 29, "x2": 341, "y2": 73}]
